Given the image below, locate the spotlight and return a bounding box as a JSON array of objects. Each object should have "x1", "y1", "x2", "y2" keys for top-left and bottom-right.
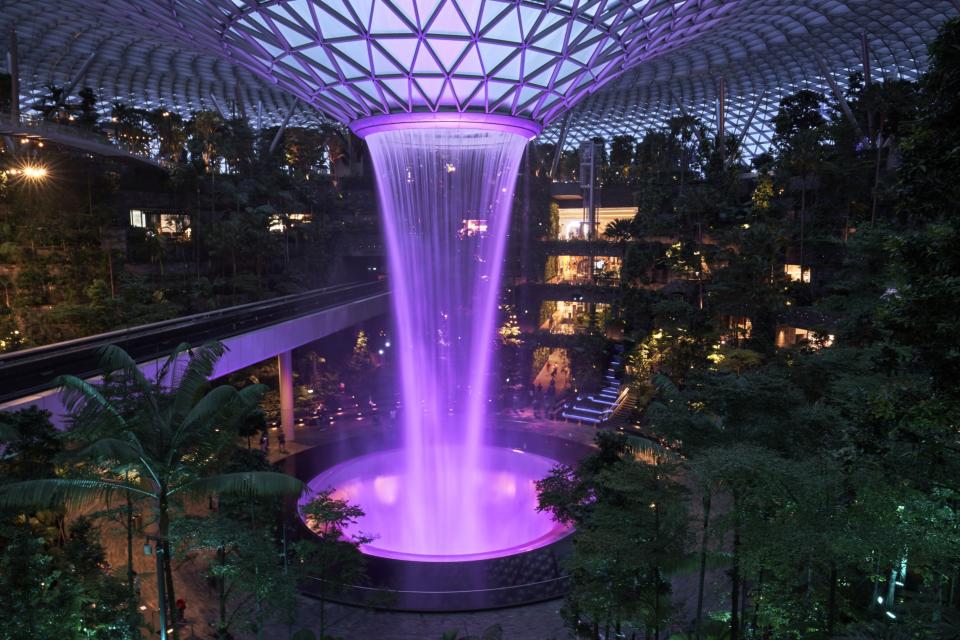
[{"x1": 21, "y1": 165, "x2": 48, "y2": 180}]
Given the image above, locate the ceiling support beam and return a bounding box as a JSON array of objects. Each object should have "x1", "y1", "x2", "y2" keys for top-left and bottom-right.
[
  {"x1": 716, "y1": 76, "x2": 726, "y2": 166},
  {"x1": 6, "y1": 29, "x2": 19, "y2": 124},
  {"x1": 59, "y1": 51, "x2": 99, "y2": 105},
  {"x1": 814, "y1": 52, "x2": 864, "y2": 142},
  {"x1": 861, "y1": 32, "x2": 875, "y2": 141},
  {"x1": 671, "y1": 90, "x2": 708, "y2": 148},
  {"x1": 735, "y1": 90, "x2": 765, "y2": 161},
  {"x1": 549, "y1": 111, "x2": 571, "y2": 179},
  {"x1": 208, "y1": 92, "x2": 229, "y2": 119},
  {"x1": 268, "y1": 99, "x2": 299, "y2": 156}
]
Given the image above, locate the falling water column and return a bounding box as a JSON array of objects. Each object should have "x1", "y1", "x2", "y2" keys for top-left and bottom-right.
[{"x1": 352, "y1": 114, "x2": 537, "y2": 557}]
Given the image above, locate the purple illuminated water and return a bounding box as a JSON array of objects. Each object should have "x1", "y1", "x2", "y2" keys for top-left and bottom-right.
[
  {"x1": 301, "y1": 447, "x2": 567, "y2": 561},
  {"x1": 316, "y1": 124, "x2": 552, "y2": 559}
]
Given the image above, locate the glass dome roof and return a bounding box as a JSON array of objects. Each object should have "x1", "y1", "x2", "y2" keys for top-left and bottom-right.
[{"x1": 0, "y1": 0, "x2": 956, "y2": 155}]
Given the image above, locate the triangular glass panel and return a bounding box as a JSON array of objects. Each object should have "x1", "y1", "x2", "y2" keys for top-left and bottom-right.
[
  {"x1": 386, "y1": 0, "x2": 418, "y2": 24},
  {"x1": 333, "y1": 39, "x2": 371, "y2": 70},
  {"x1": 352, "y1": 78, "x2": 381, "y2": 104},
  {"x1": 450, "y1": 77, "x2": 481, "y2": 103},
  {"x1": 516, "y1": 85, "x2": 541, "y2": 109},
  {"x1": 274, "y1": 19, "x2": 313, "y2": 49},
  {"x1": 455, "y1": 44, "x2": 483, "y2": 75},
  {"x1": 486, "y1": 6, "x2": 522, "y2": 42},
  {"x1": 415, "y1": 0, "x2": 442, "y2": 29},
  {"x1": 494, "y1": 52, "x2": 522, "y2": 81},
  {"x1": 414, "y1": 76, "x2": 446, "y2": 103},
  {"x1": 485, "y1": 80, "x2": 513, "y2": 105},
  {"x1": 318, "y1": 7, "x2": 359, "y2": 38},
  {"x1": 429, "y1": 0, "x2": 469, "y2": 35},
  {"x1": 479, "y1": 1, "x2": 509, "y2": 34},
  {"x1": 380, "y1": 91, "x2": 404, "y2": 112},
  {"x1": 346, "y1": 0, "x2": 374, "y2": 29},
  {"x1": 281, "y1": 0, "x2": 316, "y2": 32},
  {"x1": 410, "y1": 83, "x2": 431, "y2": 107},
  {"x1": 535, "y1": 25, "x2": 567, "y2": 53},
  {"x1": 427, "y1": 37, "x2": 470, "y2": 73},
  {"x1": 381, "y1": 76, "x2": 411, "y2": 104},
  {"x1": 275, "y1": 60, "x2": 306, "y2": 83},
  {"x1": 567, "y1": 20, "x2": 591, "y2": 45},
  {"x1": 412, "y1": 46, "x2": 443, "y2": 74},
  {"x1": 301, "y1": 45, "x2": 333, "y2": 68},
  {"x1": 535, "y1": 93, "x2": 563, "y2": 117},
  {"x1": 384, "y1": 37, "x2": 419, "y2": 70},
  {"x1": 436, "y1": 79, "x2": 458, "y2": 108},
  {"x1": 523, "y1": 49, "x2": 554, "y2": 77},
  {"x1": 370, "y1": 0, "x2": 407, "y2": 34},
  {"x1": 243, "y1": 10, "x2": 271, "y2": 32},
  {"x1": 258, "y1": 40, "x2": 285, "y2": 59},
  {"x1": 534, "y1": 10, "x2": 564, "y2": 36},
  {"x1": 570, "y1": 39, "x2": 601, "y2": 64},
  {"x1": 331, "y1": 49, "x2": 368, "y2": 79},
  {"x1": 453, "y1": 0, "x2": 482, "y2": 33},
  {"x1": 330, "y1": 84, "x2": 360, "y2": 108},
  {"x1": 320, "y1": 0, "x2": 356, "y2": 25},
  {"x1": 477, "y1": 42, "x2": 516, "y2": 74},
  {"x1": 518, "y1": 4, "x2": 542, "y2": 38},
  {"x1": 490, "y1": 85, "x2": 516, "y2": 111},
  {"x1": 527, "y1": 62, "x2": 556, "y2": 88},
  {"x1": 555, "y1": 58, "x2": 581, "y2": 81},
  {"x1": 370, "y1": 44, "x2": 404, "y2": 75}
]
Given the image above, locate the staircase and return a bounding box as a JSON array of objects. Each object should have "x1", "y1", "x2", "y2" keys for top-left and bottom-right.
[{"x1": 561, "y1": 352, "x2": 629, "y2": 426}]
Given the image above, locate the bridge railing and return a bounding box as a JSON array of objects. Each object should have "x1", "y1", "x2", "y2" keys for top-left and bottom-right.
[
  {"x1": 0, "y1": 280, "x2": 387, "y2": 404},
  {"x1": 2, "y1": 115, "x2": 162, "y2": 165}
]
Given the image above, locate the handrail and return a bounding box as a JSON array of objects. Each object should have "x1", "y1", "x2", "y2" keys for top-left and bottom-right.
[
  {"x1": 0, "y1": 280, "x2": 388, "y2": 403},
  {"x1": 1, "y1": 115, "x2": 162, "y2": 165},
  {"x1": 0, "y1": 281, "x2": 365, "y2": 365}
]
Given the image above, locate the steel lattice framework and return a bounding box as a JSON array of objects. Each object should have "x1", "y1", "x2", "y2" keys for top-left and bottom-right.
[{"x1": 1, "y1": 1, "x2": 957, "y2": 155}]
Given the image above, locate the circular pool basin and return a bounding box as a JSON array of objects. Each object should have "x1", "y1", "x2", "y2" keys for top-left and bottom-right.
[
  {"x1": 299, "y1": 446, "x2": 569, "y2": 562},
  {"x1": 283, "y1": 428, "x2": 592, "y2": 610}
]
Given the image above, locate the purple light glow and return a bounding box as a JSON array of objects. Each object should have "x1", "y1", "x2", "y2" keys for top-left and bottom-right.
[
  {"x1": 315, "y1": 115, "x2": 546, "y2": 559},
  {"x1": 300, "y1": 447, "x2": 569, "y2": 561}
]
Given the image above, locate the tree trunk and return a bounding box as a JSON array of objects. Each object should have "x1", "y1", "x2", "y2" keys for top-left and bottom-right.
[
  {"x1": 654, "y1": 496, "x2": 661, "y2": 640},
  {"x1": 218, "y1": 546, "x2": 227, "y2": 636},
  {"x1": 730, "y1": 493, "x2": 741, "y2": 640},
  {"x1": 695, "y1": 491, "x2": 712, "y2": 640},
  {"x1": 871, "y1": 136, "x2": 883, "y2": 227},
  {"x1": 126, "y1": 488, "x2": 136, "y2": 633},
  {"x1": 827, "y1": 562, "x2": 838, "y2": 634},
  {"x1": 751, "y1": 568, "x2": 764, "y2": 632},
  {"x1": 319, "y1": 581, "x2": 326, "y2": 640},
  {"x1": 799, "y1": 184, "x2": 806, "y2": 277},
  {"x1": 159, "y1": 492, "x2": 179, "y2": 640}
]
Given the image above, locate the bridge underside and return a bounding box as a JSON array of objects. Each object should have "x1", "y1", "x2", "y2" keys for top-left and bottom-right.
[{"x1": 0, "y1": 292, "x2": 388, "y2": 427}]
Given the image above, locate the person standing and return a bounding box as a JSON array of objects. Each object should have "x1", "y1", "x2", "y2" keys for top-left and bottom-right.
[
  {"x1": 277, "y1": 430, "x2": 287, "y2": 453},
  {"x1": 175, "y1": 598, "x2": 186, "y2": 622},
  {"x1": 259, "y1": 432, "x2": 269, "y2": 454}
]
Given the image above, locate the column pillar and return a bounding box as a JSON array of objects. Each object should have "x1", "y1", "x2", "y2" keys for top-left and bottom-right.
[
  {"x1": 277, "y1": 350, "x2": 295, "y2": 443},
  {"x1": 7, "y1": 28, "x2": 19, "y2": 124},
  {"x1": 717, "y1": 76, "x2": 726, "y2": 167}
]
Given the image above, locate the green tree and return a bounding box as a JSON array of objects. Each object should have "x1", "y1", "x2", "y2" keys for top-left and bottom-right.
[
  {"x1": 0, "y1": 342, "x2": 303, "y2": 638},
  {"x1": 294, "y1": 489, "x2": 371, "y2": 640},
  {"x1": 538, "y1": 433, "x2": 688, "y2": 639}
]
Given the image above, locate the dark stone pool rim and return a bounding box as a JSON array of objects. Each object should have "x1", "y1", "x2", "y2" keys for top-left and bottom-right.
[{"x1": 281, "y1": 425, "x2": 593, "y2": 612}]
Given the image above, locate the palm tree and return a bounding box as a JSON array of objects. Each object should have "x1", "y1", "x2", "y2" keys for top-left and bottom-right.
[
  {"x1": 603, "y1": 217, "x2": 634, "y2": 242},
  {"x1": 0, "y1": 342, "x2": 304, "y2": 639}
]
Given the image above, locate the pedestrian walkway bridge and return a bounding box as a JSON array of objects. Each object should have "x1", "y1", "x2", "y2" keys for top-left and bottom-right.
[{"x1": 0, "y1": 281, "x2": 389, "y2": 424}]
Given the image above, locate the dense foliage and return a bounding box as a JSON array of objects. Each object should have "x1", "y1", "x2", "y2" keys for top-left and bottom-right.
[{"x1": 540, "y1": 17, "x2": 960, "y2": 640}]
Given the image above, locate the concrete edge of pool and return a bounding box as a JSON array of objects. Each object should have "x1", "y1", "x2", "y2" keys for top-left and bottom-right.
[{"x1": 281, "y1": 425, "x2": 594, "y2": 612}]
